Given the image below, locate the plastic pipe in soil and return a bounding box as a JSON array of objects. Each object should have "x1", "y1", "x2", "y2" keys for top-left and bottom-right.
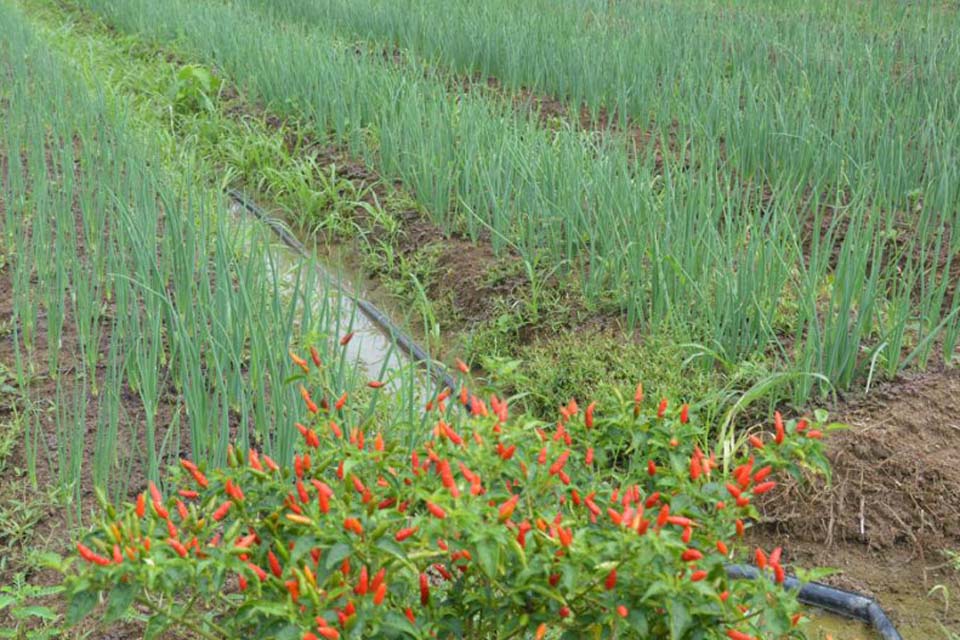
[{"x1": 726, "y1": 564, "x2": 902, "y2": 640}]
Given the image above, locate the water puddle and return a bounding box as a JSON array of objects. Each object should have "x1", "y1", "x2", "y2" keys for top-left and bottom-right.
[
  {"x1": 226, "y1": 196, "x2": 424, "y2": 389},
  {"x1": 805, "y1": 610, "x2": 878, "y2": 639}
]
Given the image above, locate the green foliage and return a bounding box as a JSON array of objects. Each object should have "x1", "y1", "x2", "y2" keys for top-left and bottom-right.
[
  {"x1": 475, "y1": 329, "x2": 721, "y2": 422},
  {"x1": 64, "y1": 365, "x2": 830, "y2": 639},
  {"x1": 170, "y1": 64, "x2": 222, "y2": 115},
  {"x1": 0, "y1": 574, "x2": 67, "y2": 640}
]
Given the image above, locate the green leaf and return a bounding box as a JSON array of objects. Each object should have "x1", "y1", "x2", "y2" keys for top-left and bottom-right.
[
  {"x1": 667, "y1": 599, "x2": 691, "y2": 640},
  {"x1": 289, "y1": 535, "x2": 315, "y2": 565},
  {"x1": 374, "y1": 537, "x2": 406, "y2": 562},
  {"x1": 324, "y1": 542, "x2": 352, "y2": 572},
  {"x1": 105, "y1": 583, "x2": 135, "y2": 622},
  {"x1": 144, "y1": 612, "x2": 171, "y2": 640},
  {"x1": 627, "y1": 608, "x2": 649, "y2": 636},
  {"x1": 475, "y1": 535, "x2": 500, "y2": 578},
  {"x1": 12, "y1": 605, "x2": 58, "y2": 621},
  {"x1": 66, "y1": 590, "x2": 98, "y2": 626},
  {"x1": 0, "y1": 596, "x2": 16, "y2": 611}
]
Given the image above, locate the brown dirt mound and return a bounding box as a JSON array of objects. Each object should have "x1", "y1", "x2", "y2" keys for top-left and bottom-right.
[
  {"x1": 754, "y1": 368, "x2": 960, "y2": 635},
  {"x1": 763, "y1": 368, "x2": 960, "y2": 553}
]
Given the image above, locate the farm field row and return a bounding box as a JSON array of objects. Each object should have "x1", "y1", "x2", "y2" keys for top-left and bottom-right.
[{"x1": 75, "y1": 0, "x2": 960, "y2": 407}]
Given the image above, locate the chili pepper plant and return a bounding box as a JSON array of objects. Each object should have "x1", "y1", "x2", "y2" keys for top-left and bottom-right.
[{"x1": 64, "y1": 346, "x2": 830, "y2": 639}]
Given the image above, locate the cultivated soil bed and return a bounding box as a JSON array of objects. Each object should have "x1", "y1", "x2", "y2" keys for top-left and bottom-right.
[{"x1": 753, "y1": 367, "x2": 960, "y2": 637}]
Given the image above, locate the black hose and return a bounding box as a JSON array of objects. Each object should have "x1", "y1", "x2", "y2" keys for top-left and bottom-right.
[
  {"x1": 725, "y1": 565, "x2": 902, "y2": 640},
  {"x1": 227, "y1": 189, "x2": 462, "y2": 396}
]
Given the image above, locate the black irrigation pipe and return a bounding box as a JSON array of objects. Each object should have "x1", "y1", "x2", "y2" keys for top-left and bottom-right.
[
  {"x1": 227, "y1": 189, "x2": 462, "y2": 396},
  {"x1": 232, "y1": 190, "x2": 903, "y2": 639},
  {"x1": 726, "y1": 565, "x2": 902, "y2": 640}
]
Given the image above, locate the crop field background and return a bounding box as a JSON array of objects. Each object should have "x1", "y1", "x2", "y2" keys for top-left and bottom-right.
[{"x1": 0, "y1": 0, "x2": 958, "y2": 638}]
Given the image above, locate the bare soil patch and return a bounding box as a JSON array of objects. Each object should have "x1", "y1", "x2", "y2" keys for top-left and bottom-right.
[{"x1": 754, "y1": 368, "x2": 960, "y2": 636}]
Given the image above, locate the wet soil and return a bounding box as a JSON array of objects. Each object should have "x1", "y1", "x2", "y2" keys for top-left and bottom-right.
[{"x1": 753, "y1": 368, "x2": 960, "y2": 637}]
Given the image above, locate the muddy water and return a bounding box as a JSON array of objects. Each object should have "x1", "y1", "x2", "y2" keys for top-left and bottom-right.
[
  {"x1": 806, "y1": 610, "x2": 878, "y2": 639},
  {"x1": 228, "y1": 200, "x2": 418, "y2": 388}
]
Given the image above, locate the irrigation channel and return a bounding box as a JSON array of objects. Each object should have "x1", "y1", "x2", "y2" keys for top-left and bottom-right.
[{"x1": 230, "y1": 190, "x2": 901, "y2": 640}]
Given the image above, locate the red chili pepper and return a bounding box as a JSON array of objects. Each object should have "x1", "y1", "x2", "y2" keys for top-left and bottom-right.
[
  {"x1": 716, "y1": 540, "x2": 729, "y2": 555},
  {"x1": 370, "y1": 568, "x2": 386, "y2": 592},
  {"x1": 736, "y1": 519, "x2": 745, "y2": 537},
  {"x1": 268, "y1": 551, "x2": 283, "y2": 578},
  {"x1": 605, "y1": 568, "x2": 617, "y2": 590},
  {"x1": 405, "y1": 608, "x2": 416, "y2": 624},
  {"x1": 752, "y1": 481, "x2": 776, "y2": 494},
  {"x1": 748, "y1": 435, "x2": 764, "y2": 449},
  {"x1": 681, "y1": 549, "x2": 703, "y2": 562},
  {"x1": 285, "y1": 579, "x2": 300, "y2": 603},
  {"x1": 774, "y1": 411, "x2": 785, "y2": 444},
  {"x1": 212, "y1": 501, "x2": 232, "y2": 521},
  {"x1": 289, "y1": 351, "x2": 309, "y2": 373},
  {"x1": 616, "y1": 605, "x2": 628, "y2": 618},
  {"x1": 426, "y1": 502, "x2": 446, "y2": 519},
  {"x1": 247, "y1": 562, "x2": 267, "y2": 582},
  {"x1": 585, "y1": 401, "x2": 596, "y2": 428},
  {"x1": 726, "y1": 631, "x2": 756, "y2": 640},
  {"x1": 657, "y1": 398, "x2": 668, "y2": 418},
  {"x1": 372, "y1": 581, "x2": 387, "y2": 605},
  {"x1": 752, "y1": 466, "x2": 773, "y2": 483},
  {"x1": 355, "y1": 565, "x2": 368, "y2": 595},
  {"x1": 680, "y1": 404, "x2": 689, "y2": 424},
  {"x1": 656, "y1": 504, "x2": 670, "y2": 529},
  {"x1": 769, "y1": 546, "x2": 782, "y2": 566},
  {"x1": 498, "y1": 495, "x2": 520, "y2": 522},
  {"x1": 690, "y1": 570, "x2": 708, "y2": 582},
  {"x1": 309, "y1": 345, "x2": 322, "y2": 368},
  {"x1": 644, "y1": 491, "x2": 660, "y2": 508},
  {"x1": 339, "y1": 332, "x2": 354, "y2": 346},
  {"x1": 343, "y1": 518, "x2": 363, "y2": 535},
  {"x1": 167, "y1": 537, "x2": 188, "y2": 558},
  {"x1": 335, "y1": 393, "x2": 348, "y2": 411},
  {"x1": 647, "y1": 460, "x2": 656, "y2": 476},
  {"x1": 558, "y1": 606, "x2": 570, "y2": 618},
  {"x1": 455, "y1": 358, "x2": 470, "y2": 374},
  {"x1": 263, "y1": 454, "x2": 279, "y2": 472},
  {"x1": 395, "y1": 527, "x2": 418, "y2": 542},
  {"x1": 754, "y1": 548, "x2": 768, "y2": 569},
  {"x1": 135, "y1": 493, "x2": 146, "y2": 518},
  {"x1": 548, "y1": 450, "x2": 570, "y2": 475},
  {"x1": 537, "y1": 447, "x2": 547, "y2": 465},
  {"x1": 419, "y1": 573, "x2": 430, "y2": 605},
  {"x1": 806, "y1": 430, "x2": 823, "y2": 439}
]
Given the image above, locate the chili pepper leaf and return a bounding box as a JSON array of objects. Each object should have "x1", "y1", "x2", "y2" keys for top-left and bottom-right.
[
  {"x1": 380, "y1": 612, "x2": 419, "y2": 637},
  {"x1": 374, "y1": 536, "x2": 406, "y2": 562},
  {"x1": 625, "y1": 608, "x2": 650, "y2": 636},
  {"x1": 323, "y1": 542, "x2": 352, "y2": 572},
  {"x1": 66, "y1": 590, "x2": 97, "y2": 625},
  {"x1": 288, "y1": 534, "x2": 315, "y2": 565},
  {"x1": 667, "y1": 600, "x2": 692, "y2": 640},
  {"x1": 11, "y1": 605, "x2": 58, "y2": 621},
  {"x1": 143, "y1": 613, "x2": 171, "y2": 640},
  {"x1": 475, "y1": 535, "x2": 500, "y2": 578},
  {"x1": 104, "y1": 583, "x2": 135, "y2": 622}
]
